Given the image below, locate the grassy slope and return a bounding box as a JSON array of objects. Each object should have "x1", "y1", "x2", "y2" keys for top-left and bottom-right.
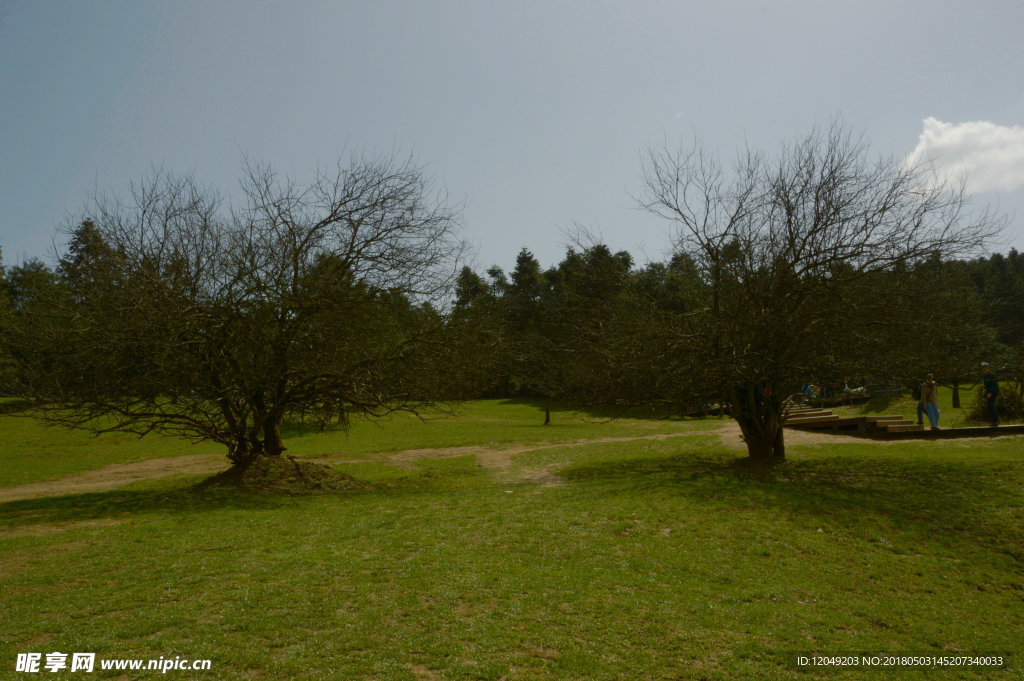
[
  {"x1": 281, "y1": 400, "x2": 713, "y2": 458},
  {"x1": 1, "y1": 401, "x2": 1022, "y2": 680},
  {"x1": 0, "y1": 413, "x2": 222, "y2": 488}
]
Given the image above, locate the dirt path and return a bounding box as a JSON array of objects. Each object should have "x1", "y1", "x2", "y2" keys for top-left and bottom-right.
[
  {"x1": 324, "y1": 431, "x2": 702, "y2": 471},
  {"x1": 0, "y1": 453, "x2": 228, "y2": 504},
  {"x1": 2, "y1": 431, "x2": 717, "y2": 502},
  {"x1": 713, "y1": 421, "x2": 869, "y2": 450},
  {"x1": 0, "y1": 423, "x2": 873, "y2": 504}
]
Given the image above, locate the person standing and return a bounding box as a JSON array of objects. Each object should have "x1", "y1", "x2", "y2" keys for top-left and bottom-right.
[
  {"x1": 982, "y1": 362, "x2": 1000, "y2": 427},
  {"x1": 914, "y1": 379, "x2": 925, "y2": 425},
  {"x1": 920, "y1": 374, "x2": 940, "y2": 429}
]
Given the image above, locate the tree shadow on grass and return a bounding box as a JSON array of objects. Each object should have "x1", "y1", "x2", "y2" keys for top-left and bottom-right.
[
  {"x1": 496, "y1": 397, "x2": 689, "y2": 422},
  {"x1": 0, "y1": 398, "x2": 32, "y2": 415},
  {"x1": 0, "y1": 458, "x2": 468, "y2": 532},
  {"x1": 0, "y1": 487, "x2": 287, "y2": 529},
  {"x1": 561, "y1": 451, "x2": 1024, "y2": 563},
  {"x1": 0, "y1": 472, "x2": 388, "y2": 531},
  {"x1": 853, "y1": 395, "x2": 903, "y2": 414}
]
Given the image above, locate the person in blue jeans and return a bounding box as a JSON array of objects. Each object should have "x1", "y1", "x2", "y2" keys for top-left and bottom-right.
[
  {"x1": 982, "y1": 363, "x2": 1000, "y2": 426},
  {"x1": 915, "y1": 379, "x2": 926, "y2": 425},
  {"x1": 920, "y1": 374, "x2": 940, "y2": 429}
]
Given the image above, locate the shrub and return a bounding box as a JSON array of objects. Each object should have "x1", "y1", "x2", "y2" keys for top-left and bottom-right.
[{"x1": 969, "y1": 384, "x2": 1023, "y2": 422}]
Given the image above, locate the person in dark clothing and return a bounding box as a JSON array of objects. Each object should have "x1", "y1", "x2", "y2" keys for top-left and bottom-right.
[
  {"x1": 982, "y1": 362, "x2": 1000, "y2": 427},
  {"x1": 913, "y1": 380, "x2": 925, "y2": 425}
]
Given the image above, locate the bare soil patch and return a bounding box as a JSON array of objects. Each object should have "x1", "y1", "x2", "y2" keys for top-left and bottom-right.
[
  {"x1": 1, "y1": 424, "x2": 881, "y2": 502},
  {"x1": 324, "y1": 431, "x2": 698, "y2": 470},
  {"x1": 1, "y1": 432, "x2": 705, "y2": 502},
  {"x1": 197, "y1": 456, "x2": 372, "y2": 494},
  {"x1": 0, "y1": 453, "x2": 227, "y2": 504},
  {"x1": 321, "y1": 432, "x2": 702, "y2": 487},
  {"x1": 712, "y1": 421, "x2": 859, "y2": 450}
]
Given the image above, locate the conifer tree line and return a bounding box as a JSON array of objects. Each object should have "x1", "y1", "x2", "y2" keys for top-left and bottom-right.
[
  {"x1": 450, "y1": 247, "x2": 1024, "y2": 403},
  {"x1": 0, "y1": 126, "x2": 1019, "y2": 463}
]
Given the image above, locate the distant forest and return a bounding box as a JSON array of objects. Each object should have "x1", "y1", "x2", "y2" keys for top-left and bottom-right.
[
  {"x1": 450, "y1": 245, "x2": 1024, "y2": 401},
  {"x1": 3, "y1": 244, "x2": 1023, "y2": 398}
]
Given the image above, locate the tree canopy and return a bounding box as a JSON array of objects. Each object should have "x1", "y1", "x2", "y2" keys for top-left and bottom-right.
[
  {"x1": 634, "y1": 125, "x2": 1003, "y2": 459},
  {"x1": 9, "y1": 155, "x2": 465, "y2": 466}
]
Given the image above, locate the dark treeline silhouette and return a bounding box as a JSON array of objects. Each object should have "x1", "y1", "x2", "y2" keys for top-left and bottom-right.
[{"x1": 450, "y1": 245, "x2": 1023, "y2": 415}]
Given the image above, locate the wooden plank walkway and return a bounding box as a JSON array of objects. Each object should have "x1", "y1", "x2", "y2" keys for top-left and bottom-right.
[
  {"x1": 871, "y1": 424, "x2": 1024, "y2": 440},
  {"x1": 783, "y1": 406, "x2": 1024, "y2": 440}
]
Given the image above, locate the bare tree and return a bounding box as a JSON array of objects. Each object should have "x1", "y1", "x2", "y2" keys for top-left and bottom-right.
[
  {"x1": 14, "y1": 154, "x2": 465, "y2": 467},
  {"x1": 638, "y1": 124, "x2": 1003, "y2": 461}
]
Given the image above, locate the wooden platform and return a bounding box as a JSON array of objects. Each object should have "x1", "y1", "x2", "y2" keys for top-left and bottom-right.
[
  {"x1": 870, "y1": 424, "x2": 1024, "y2": 440},
  {"x1": 783, "y1": 407, "x2": 1024, "y2": 440}
]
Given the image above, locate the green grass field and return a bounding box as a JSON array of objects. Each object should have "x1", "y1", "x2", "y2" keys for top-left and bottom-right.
[{"x1": 2, "y1": 400, "x2": 1022, "y2": 679}]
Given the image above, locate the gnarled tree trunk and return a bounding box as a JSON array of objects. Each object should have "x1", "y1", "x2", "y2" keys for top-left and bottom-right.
[
  {"x1": 731, "y1": 383, "x2": 786, "y2": 462},
  {"x1": 262, "y1": 415, "x2": 287, "y2": 456}
]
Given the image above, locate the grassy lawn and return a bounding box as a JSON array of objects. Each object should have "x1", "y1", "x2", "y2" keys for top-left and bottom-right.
[
  {"x1": 1, "y1": 400, "x2": 1022, "y2": 679},
  {"x1": 0, "y1": 400, "x2": 707, "y2": 488},
  {"x1": 0, "y1": 410, "x2": 223, "y2": 489}
]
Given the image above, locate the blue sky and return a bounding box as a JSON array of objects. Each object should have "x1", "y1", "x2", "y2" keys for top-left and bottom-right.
[{"x1": 2, "y1": 0, "x2": 1023, "y2": 273}]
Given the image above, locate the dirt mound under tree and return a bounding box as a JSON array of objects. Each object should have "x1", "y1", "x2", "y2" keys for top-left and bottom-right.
[{"x1": 197, "y1": 456, "x2": 372, "y2": 494}]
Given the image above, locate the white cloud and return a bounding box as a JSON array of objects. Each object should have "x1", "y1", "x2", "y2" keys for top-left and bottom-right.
[{"x1": 905, "y1": 117, "x2": 1024, "y2": 193}]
